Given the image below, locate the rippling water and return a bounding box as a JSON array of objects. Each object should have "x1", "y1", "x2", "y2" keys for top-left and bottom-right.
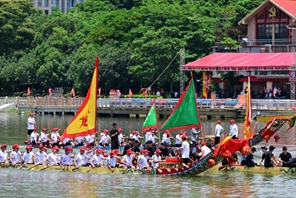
[{"x1": 0, "y1": 113, "x2": 296, "y2": 198}]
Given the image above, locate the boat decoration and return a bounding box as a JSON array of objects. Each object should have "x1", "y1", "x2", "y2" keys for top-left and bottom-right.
[{"x1": 142, "y1": 100, "x2": 158, "y2": 131}]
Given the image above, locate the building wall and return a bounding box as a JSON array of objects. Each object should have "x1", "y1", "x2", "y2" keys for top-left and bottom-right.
[
  {"x1": 247, "y1": 17, "x2": 256, "y2": 41},
  {"x1": 32, "y1": 0, "x2": 85, "y2": 14}
]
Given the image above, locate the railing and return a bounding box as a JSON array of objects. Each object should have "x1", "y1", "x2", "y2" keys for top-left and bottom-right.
[
  {"x1": 240, "y1": 38, "x2": 296, "y2": 46},
  {"x1": 12, "y1": 97, "x2": 296, "y2": 111}
]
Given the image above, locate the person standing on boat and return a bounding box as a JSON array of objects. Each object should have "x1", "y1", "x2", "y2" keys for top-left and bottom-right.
[
  {"x1": 27, "y1": 113, "x2": 36, "y2": 141},
  {"x1": 278, "y1": 146, "x2": 292, "y2": 167},
  {"x1": 258, "y1": 146, "x2": 267, "y2": 166},
  {"x1": 179, "y1": 135, "x2": 190, "y2": 167},
  {"x1": 110, "y1": 123, "x2": 119, "y2": 150},
  {"x1": 264, "y1": 145, "x2": 277, "y2": 168},
  {"x1": 229, "y1": 119, "x2": 238, "y2": 139},
  {"x1": 214, "y1": 120, "x2": 224, "y2": 145},
  {"x1": 245, "y1": 147, "x2": 257, "y2": 167},
  {"x1": 190, "y1": 127, "x2": 201, "y2": 147}
]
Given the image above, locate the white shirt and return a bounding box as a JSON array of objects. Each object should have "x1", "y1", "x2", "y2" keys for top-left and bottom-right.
[
  {"x1": 47, "y1": 153, "x2": 60, "y2": 166},
  {"x1": 162, "y1": 134, "x2": 167, "y2": 143},
  {"x1": 35, "y1": 151, "x2": 47, "y2": 164},
  {"x1": 132, "y1": 135, "x2": 140, "y2": 141},
  {"x1": 28, "y1": 117, "x2": 36, "y2": 130},
  {"x1": 191, "y1": 128, "x2": 200, "y2": 142},
  {"x1": 86, "y1": 134, "x2": 95, "y2": 144},
  {"x1": 107, "y1": 157, "x2": 117, "y2": 167},
  {"x1": 76, "y1": 136, "x2": 85, "y2": 144},
  {"x1": 175, "y1": 134, "x2": 182, "y2": 144},
  {"x1": 61, "y1": 153, "x2": 73, "y2": 166},
  {"x1": 118, "y1": 133, "x2": 123, "y2": 143},
  {"x1": 152, "y1": 155, "x2": 162, "y2": 168},
  {"x1": 100, "y1": 135, "x2": 110, "y2": 144},
  {"x1": 137, "y1": 155, "x2": 149, "y2": 169},
  {"x1": 10, "y1": 151, "x2": 21, "y2": 164},
  {"x1": 51, "y1": 132, "x2": 60, "y2": 143},
  {"x1": 63, "y1": 137, "x2": 71, "y2": 144},
  {"x1": 150, "y1": 135, "x2": 156, "y2": 144},
  {"x1": 30, "y1": 132, "x2": 39, "y2": 142},
  {"x1": 229, "y1": 124, "x2": 238, "y2": 138},
  {"x1": 85, "y1": 151, "x2": 93, "y2": 163},
  {"x1": 201, "y1": 145, "x2": 212, "y2": 158},
  {"x1": 91, "y1": 154, "x2": 103, "y2": 164},
  {"x1": 215, "y1": 124, "x2": 224, "y2": 137},
  {"x1": 75, "y1": 153, "x2": 86, "y2": 166},
  {"x1": 122, "y1": 155, "x2": 133, "y2": 168},
  {"x1": 0, "y1": 150, "x2": 8, "y2": 162},
  {"x1": 145, "y1": 132, "x2": 152, "y2": 143},
  {"x1": 40, "y1": 132, "x2": 48, "y2": 142},
  {"x1": 22, "y1": 152, "x2": 34, "y2": 164},
  {"x1": 181, "y1": 141, "x2": 190, "y2": 158}
]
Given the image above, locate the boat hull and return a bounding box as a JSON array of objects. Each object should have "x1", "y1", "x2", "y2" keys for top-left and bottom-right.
[{"x1": 206, "y1": 165, "x2": 296, "y2": 175}]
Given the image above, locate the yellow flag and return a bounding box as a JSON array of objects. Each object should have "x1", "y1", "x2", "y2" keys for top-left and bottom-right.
[{"x1": 60, "y1": 57, "x2": 99, "y2": 141}]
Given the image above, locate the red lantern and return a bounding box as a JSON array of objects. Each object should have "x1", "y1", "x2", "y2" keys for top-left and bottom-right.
[
  {"x1": 220, "y1": 149, "x2": 232, "y2": 159},
  {"x1": 274, "y1": 135, "x2": 280, "y2": 142},
  {"x1": 208, "y1": 159, "x2": 216, "y2": 166},
  {"x1": 264, "y1": 135, "x2": 270, "y2": 143},
  {"x1": 241, "y1": 145, "x2": 251, "y2": 155}
]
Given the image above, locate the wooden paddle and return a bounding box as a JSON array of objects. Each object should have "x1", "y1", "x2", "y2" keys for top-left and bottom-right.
[{"x1": 27, "y1": 164, "x2": 40, "y2": 170}]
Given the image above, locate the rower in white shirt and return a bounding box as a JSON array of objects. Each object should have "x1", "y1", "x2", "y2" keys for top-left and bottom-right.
[
  {"x1": 90, "y1": 149, "x2": 105, "y2": 167},
  {"x1": 152, "y1": 149, "x2": 163, "y2": 168},
  {"x1": 61, "y1": 147, "x2": 74, "y2": 166},
  {"x1": 137, "y1": 149, "x2": 150, "y2": 170},
  {"x1": 51, "y1": 128, "x2": 61, "y2": 146},
  {"x1": 10, "y1": 144, "x2": 22, "y2": 166},
  {"x1": 30, "y1": 128, "x2": 39, "y2": 144},
  {"x1": 107, "y1": 151, "x2": 117, "y2": 172},
  {"x1": 34, "y1": 145, "x2": 48, "y2": 165},
  {"x1": 121, "y1": 149, "x2": 134, "y2": 169},
  {"x1": 46, "y1": 146, "x2": 61, "y2": 167},
  {"x1": 21, "y1": 145, "x2": 35, "y2": 167},
  {"x1": 74, "y1": 147, "x2": 88, "y2": 168},
  {"x1": 99, "y1": 130, "x2": 110, "y2": 147},
  {"x1": 86, "y1": 134, "x2": 96, "y2": 146},
  {"x1": 75, "y1": 136, "x2": 85, "y2": 146},
  {"x1": 39, "y1": 128, "x2": 50, "y2": 146}
]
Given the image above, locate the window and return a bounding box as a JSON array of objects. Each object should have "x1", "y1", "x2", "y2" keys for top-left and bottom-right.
[
  {"x1": 45, "y1": 10, "x2": 49, "y2": 15},
  {"x1": 38, "y1": 0, "x2": 42, "y2": 7},
  {"x1": 45, "y1": 0, "x2": 49, "y2": 7},
  {"x1": 257, "y1": 24, "x2": 272, "y2": 40}
]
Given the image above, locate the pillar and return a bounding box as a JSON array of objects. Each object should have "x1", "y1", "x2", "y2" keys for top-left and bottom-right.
[{"x1": 266, "y1": 81, "x2": 273, "y2": 91}]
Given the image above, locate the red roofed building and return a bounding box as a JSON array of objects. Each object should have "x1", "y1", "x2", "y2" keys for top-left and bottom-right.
[{"x1": 184, "y1": 0, "x2": 296, "y2": 99}]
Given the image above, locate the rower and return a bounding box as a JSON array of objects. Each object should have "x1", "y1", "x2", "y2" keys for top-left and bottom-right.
[
  {"x1": 34, "y1": 145, "x2": 47, "y2": 165},
  {"x1": 61, "y1": 147, "x2": 74, "y2": 166},
  {"x1": 145, "y1": 140, "x2": 155, "y2": 157},
  {"x1": 200, "y1": 141, "x2": 211, "y2": 159},
  {"x1": 46, "y1": 146, "x2": 61, "y2": 167},
  {"x1": 51, "y1": 128, "x2": 61, "y2": 147},
  {"x1": 175, "y1": 132, "x2": 183, "y2": 148},
  {"x1": 21, "y1": 145, "x2": 34, "y2": 167},
  {"x1": 131, "y1": 140, "x2": 141, "y2": 154},
  {"x1": 264, "y1": 145, "x2": 277, "y2": 168},
  {"x1": 161, "y1": 142, "x2": 175, "y2": 158},
  {"x1": 278, "y1": 146, "x2": 292, "y2": 167},
  {"x1": 151, "y1": 149, "x2": 162, "y2": 168},
  {"x1": 258, "y1": 146, "x2": 267, "y2": 166},
  {"x1": 245, "y1": 147, "x2": 257, "y2": 167},
  {"x1": 132, "y1": 131, "x2": 141, "y2": 141},
  {"x1": 123, "y1": 138, "x2": 133, "y2": 155},
  {"x1": 10, "y1": 144, "x2": 21, "y2": 166},
  {"x1": 107, "y1": 151, "x2": 117, "y2": 173},
  {"x1": 137, "y1": 149, "x2": 150, "y2": 170},
  {"x1": 74, "y1": 147, "x2": 88, "y2": 168},
  {"x1": 75, "y1": 136, "x2": 85, "y2": 147},
  {"x1": 86, "y1": 134, "x2": 96, "y2": 147},
  {"x1": 84, "y1": 144, "x2": 94, "y2": 166},
  {"x1": 99, "y1": 129, "x2": 110, "y2": 147},
  {"x1": 90, "y1": 149, "x2": 104, "y2": 168},
  {"x1": 118, "y1": 128, "x2": 125, "y2": 147},
  {"x1": 30, "y1": 128, "x2": 39, "y2": 145},
  {"x1": 39, "y1": 128, "x2": 50, "y2": 147},
  {"x1": 121, "y1": 149, "x2": 134, "y2": 169}
]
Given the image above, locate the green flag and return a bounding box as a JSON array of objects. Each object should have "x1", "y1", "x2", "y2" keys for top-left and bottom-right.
[
  {"x1": 287, "y1": 116, "x2": 296, "y2": 132},
  {"x1": 142, "y1": 102, "x2": 158, "y2": 131},
  {"x1": 160, "y1": 77, "x2": 201, "y2": 131}
]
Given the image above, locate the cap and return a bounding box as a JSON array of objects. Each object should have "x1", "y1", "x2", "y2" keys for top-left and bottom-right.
[
  {"x1": 112, "y1": 123, "x2": 117, "y2": 126},
  {"x1": 26, "y1": 145, "x2": 32, "y2": 150},
  {"x1": 43, "y1": 147, "x2": 48, "y2": 151},
  {"x1": 126, "y1": 149, "x2": 133, "y2": 154},
  {"x1": 52, "y1": 146, "x2": 60, "y2": 151},
  {"x1": 140, "y1": 149, "x2": 149, "y2": 153},
  {"x1": 110, "y1": 151, "x2": 115, "y2": 156},
  {"x1": 13, "y1": 144, "x2": 20, "y2": 149},
  {"x1": 230, "y1": 119, "x2": 235, "y2": 123},
  {"x1": 201, "y1": 141, "x2": 206, "y2": 146},
  {"x1": 261, "y1": 146, "x2": 267, "y2": 150},
  {"x1": 251, "y1": 147, "x2": 256, "y2": 152},
  {"x1": 217, "y1": 120, "x2": 221, "y2": 124},
  {"x1": 269, "y1": 145, "x2": 275, "y2": 150},
  {"x1": 80, "y1": 147, "x2": 86, "y2": 152},
  {"x1": 164, "y1": 130, "x2": 170, "y2": 133},
  {"x1": 155, "y1": 149, "x2": 162, "y2": 154},
  {"x1": 179, "y1": 132, "x2": 183, "y2": 135},
  {"x1": 282, "y1": 146, "x2": 288, "y2": 151},
  {"x1": 33, "y1": 127, "x2": 37, "y2": 131},
  {"x1": 39, "y1": 145, "x2": 43, "y2": 149},
  {"x1": 135, "y1": 131, "x2": 139, "y2": 135},
  {"x1": 65, "y1": 147, "x2": 73, "y2": 151},
  {"x1": 103, "y1": 129, "x2": 109, "y2": 133},
  {"x1": 86, "y1": 144, "x2": 91, "y2": 148},
  {"x1": 118, "y1": 128, "x2": 123, "y2": 133},
  {"x1": 42, "y1": 128, "x2": 47, "y2": 132},
  {"x1": 52, "y1": 127, "x2": 57, "y2": 131},
  {"x1": 96, "y1": 149, "x2": 102, "y2": 153},
  {"x1": 30, "y1": 113, "x2": 34, "y2": 116},
  {"x1": 181, "y1": 135, "x2": 187, "y2": 140},
  {"x1": 113, "y1": 149, "x2": 120, "y2": 154}
]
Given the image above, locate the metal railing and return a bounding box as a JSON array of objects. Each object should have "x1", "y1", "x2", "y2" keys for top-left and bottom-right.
[
  {"x1": 241, "y1": 38, "x2": 296, "y2": 46},
  {"x1": 10, "y1": 97, "x2": 296, "y2": 111}
]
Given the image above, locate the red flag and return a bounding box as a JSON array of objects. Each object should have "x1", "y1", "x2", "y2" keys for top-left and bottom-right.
[
  {"x1": 129, "y1": 89, "x2": 133, "y2": 98},
  {"x1": 98, "y1": 87, "x2": 101, "y2": 96},
  {"x1": 27, "y1": 87, "x2": 31, "y2": 96},
  {"x1": 144, "y1": 89, "x2": 148, "y2": 98},
  {"x1": 71, "y1": 88, "x2": 76, "y2": 97},
  {"x1": 48, "y1": 88, "x2": 52, "y2": 96}
]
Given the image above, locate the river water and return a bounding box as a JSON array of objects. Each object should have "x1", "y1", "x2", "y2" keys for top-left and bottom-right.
[{"x1": 0, "y1": 113, "x2": 296, "y2": 198}]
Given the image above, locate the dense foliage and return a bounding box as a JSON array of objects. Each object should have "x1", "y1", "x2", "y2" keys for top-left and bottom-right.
[{"x1": 0, "y1": 0, "x2": 262, "y2": 96}]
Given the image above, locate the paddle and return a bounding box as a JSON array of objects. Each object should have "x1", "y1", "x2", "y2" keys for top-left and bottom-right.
[
  {"x1": 27, "y1": 164, "x2": 40, "y2": 170},
  {"x1": 86, "y1": 166, "x2": 95, "y2": 172}
]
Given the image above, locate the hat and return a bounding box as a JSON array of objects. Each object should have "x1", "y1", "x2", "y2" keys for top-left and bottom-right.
[
  {"x1": 110, "y1": 151, "x2": 115, "y2": 157},
  {"x1": 86, "y1": 144, "x2": 91, "y2": 148},
  {"x1": 140, "y1": 149, "x2": 149, "y2": 153},
  {"x1": 39, "y1": 145, "x2": 43, "y2": 149},
  {"x1": 181, "y1": 135, "x2": 187, "y2": 140},
  {"x1": 164, "y1": 130, "x2": 170, "y2": 133},
  {"x1": 26, "y1": 145, "x2": 32, "y2": 150},
  {"x1": 65, "y1": 147, "x2": 73, "y2": 151},
  {"x1": 127, "y1": 149, "x2": 133, "y2": 154},
  {"x1": 52, "y1": 127, "x2": 57, "y2": 131},
  {"x1": 217, "y1": 120, "x2": 221, "y2": 124},
  {"x1": 43, "y1": 147, "x2": 48, "y2": 151},
  {"x1": 96, "y1": 149, "x2": 102, "y2": 153},
  {"x1": 167, "y1": 133, "x2": 172, "y2": 137},
  {"x1": 42, "y1": 128, "x2": 47, "y2": 132},
  {"x1": 112, "y1": 123, "x2": 117, "y2": 126},
  {"x1": 230, "y1": 119, "x2": 235, "y2": 123},
  {"x1": 269, "y1": 145, "x2": 275, "y2": 150},
  {"x1": 30, "y1": 113, "x2": 34, "y2": 116},
  {"x1": 12, "y1": 144, "x2": 19, "y2": 149},
  {"x1": 179, "y1": 132, "x2": 183, "y2": 135},
  {"x1": 113, "y1": 149, "x2": 120, "y2": 154},
  {"x1": 251, "y1": 147, "x2": 256, "y2": 152},
  {"x1": 118, "y1": 128, "x2": 123, "y2": 133},
  {"x1": 52, "y1": 146, "x2": 60, "y2": 151},
  {"x1": 80, "y1": 147, "x2": 86, "y2": 152},
  {"x1": 282, "y1": 146, "x2": 288, "y2": 151},
  {"x1": 261, "y1": 146, "x2": 267, "y2": 150},
  {"x1": 201, "y1": 141, "x2": 206, "y2": 146},
  {"x1": 155, "y1": 149, "x2": 162, "y2": 154},
  {"x1": 103, "y1": 129, "x2": 109, "y2": 133},
  {"x1": 33, "y1": 127, "x2": 37, "y2": 131}
]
